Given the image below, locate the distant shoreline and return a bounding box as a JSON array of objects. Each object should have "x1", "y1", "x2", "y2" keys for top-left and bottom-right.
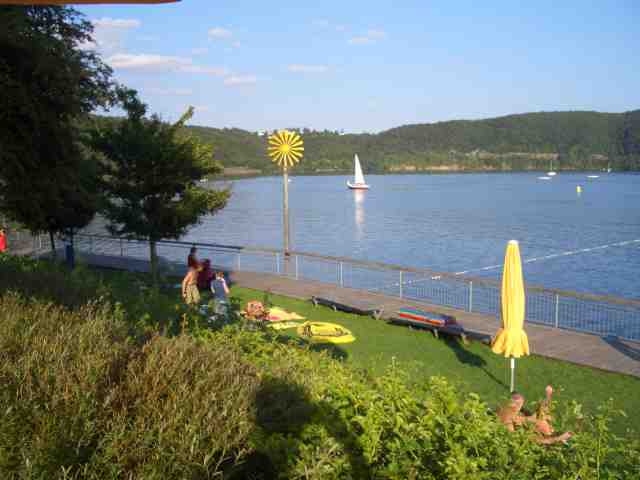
[{"x1": 213, "y1": 167, "x2": 628, "y2": 180}]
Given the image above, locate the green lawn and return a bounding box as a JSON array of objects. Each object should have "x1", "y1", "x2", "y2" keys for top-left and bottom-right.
[
  {"x1": 61, "y1": 266, "x2": 640, "y2": 438},
  {"x1": 229, "y1": 286, "x2": 640, "y2": 437}
]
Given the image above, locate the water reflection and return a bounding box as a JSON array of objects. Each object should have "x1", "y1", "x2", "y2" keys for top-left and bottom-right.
[{"x1": 354, "y1": 190, "x2": 365, "y2": 240}]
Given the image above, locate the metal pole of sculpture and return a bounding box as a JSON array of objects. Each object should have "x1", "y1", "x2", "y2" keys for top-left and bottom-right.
[
  {"x1": 267, "y1": 130, "x2": 304, "y2": 261},
  {"x1": 283, "y1": 165, "x2": 290, "y2": 253}
]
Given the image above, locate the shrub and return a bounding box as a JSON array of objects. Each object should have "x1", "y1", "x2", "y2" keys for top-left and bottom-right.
[
  {"x1": 0, "y1": 292, "x2": 132, "y2": 477},
  {"x1": 203, "y1": 327, "x2": 640, "y2": 480},
  {"x1": 0, "y1": 293, "x2": 260, "y2": 479},
  {"x1": 0, "y1": 254, "x2": 183, "y2": 333},
  {"x1": 92, "y1": 334, "x2": 260, "y2": 479},
  {"x1": 0, "y1": 253, "x2": 107, "y2": 308}
]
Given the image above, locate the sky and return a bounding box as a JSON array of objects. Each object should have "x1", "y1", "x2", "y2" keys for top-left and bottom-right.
[{"x1": 77, "y1": 0, "x2": 640, "y2": 133}]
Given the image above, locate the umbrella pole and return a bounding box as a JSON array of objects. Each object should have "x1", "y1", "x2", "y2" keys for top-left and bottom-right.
[{"x1": 510, "y1": 357, "x2": 515, "y2": 392}]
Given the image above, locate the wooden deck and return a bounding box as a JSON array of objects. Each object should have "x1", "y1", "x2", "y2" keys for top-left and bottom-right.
[{"x1": 59, "y1": 251, "x2": 640, "y2": 378}]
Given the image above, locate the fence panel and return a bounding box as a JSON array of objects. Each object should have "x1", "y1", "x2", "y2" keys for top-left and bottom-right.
[{"x1": 66, "y1": 233, "x2": 640, "y2": 342}]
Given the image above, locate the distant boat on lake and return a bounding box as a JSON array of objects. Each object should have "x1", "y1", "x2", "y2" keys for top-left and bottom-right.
[
  {"x1": 347, "y1": 154, "x2": 370, "y2": 190},
  {"x1": 547, "y1": 159, "x2": 557, "y2": 177},
  {"x1": 587, "y1": 175, "x2": 600, "y2": 179},
  {"x1": 538, "y1": 176, "x2": 552, "y2": 180}
]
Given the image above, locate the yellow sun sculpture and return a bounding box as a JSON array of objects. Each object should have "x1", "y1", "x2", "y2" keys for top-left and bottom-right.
[{"x1": 268, "y1": 130, "x2": 304, "y2": 169}]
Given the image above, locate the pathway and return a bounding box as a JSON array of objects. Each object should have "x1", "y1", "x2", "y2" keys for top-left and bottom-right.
[{"x1": 64, "y1": 251, "x2": 640, "y2": 378}]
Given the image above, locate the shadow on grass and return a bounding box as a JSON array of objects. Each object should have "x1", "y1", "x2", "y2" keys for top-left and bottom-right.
[
  {"x1": 444, "y1": 336, "x2": 509, "y2": 390},
  {"x1": 602, "y1": 335, "x2": 640, "y2": 362},
  {"x1": 444, "y1": 336, "x2": 486, "y2": 367},
  {"x1": 308, "y1": 342, "x2": 349, "y2": 361},
  {"x1": 226, "y1": 377, "x2": 370, "y2": 479}
]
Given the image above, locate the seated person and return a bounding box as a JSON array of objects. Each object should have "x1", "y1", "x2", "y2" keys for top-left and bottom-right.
[
  {"x1": 243, "y1": 300, "x2": 267, "y2": 321},
  {"x1": 197, "y1": 259, "x2": 214, "y2": 291},
  {"x1": 497, "y1": 385, "x2": 572, "y2": 445}
]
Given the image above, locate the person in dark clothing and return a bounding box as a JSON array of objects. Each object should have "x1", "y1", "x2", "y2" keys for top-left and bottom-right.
[
  {"x1": 198, "y1": 259, "x2": 215, "y2": 291},
  {"x1": 187, "y1": 246, "x2": 199, "y2": 269}
]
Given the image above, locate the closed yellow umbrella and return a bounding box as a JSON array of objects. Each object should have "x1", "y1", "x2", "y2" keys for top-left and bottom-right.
[{"x1": 492, "y1": 240, "x2": 530, "y2": 392}]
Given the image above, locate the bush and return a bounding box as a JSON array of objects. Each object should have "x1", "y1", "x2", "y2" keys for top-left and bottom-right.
[
  {"x1": 0, "y1": 254, "x2": 183, "y2": 333},
  {"x1": 92, "y1": 334, "x2": 260, "y2": 479},
  {"x1": 0, "y1": 293, "x2": 260, "y2": 479},
  {"x1": 204, "y1": 327, "x2": 640, "y2": 480},
  {"x1": 0, "y1": 292, "x2": 132, "y2": 477},
  {"x1": 0, "y1": 253, "x2": 108, "y2": 308}
]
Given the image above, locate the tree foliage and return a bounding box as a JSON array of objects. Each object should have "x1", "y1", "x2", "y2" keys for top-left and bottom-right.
[
  {"x1": 89, "y1": 88, "x2": 231, "y2": 281},
  {"x1": 0, "y1": 6, "x2": 113, "y2": 246}
]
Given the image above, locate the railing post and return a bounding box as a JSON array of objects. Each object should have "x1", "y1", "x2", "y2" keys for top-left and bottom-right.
[
  {"x1": 120, "y1": 238, "x2": 124, "y2": 257},
  {"x1": 339, "y1": 261, "x2": 343, "y2": 287},
  {"x1": 399, "y1": 271, "x2": 403, "y2": 299},
  {"x1": 235, "y1": 253, "x2": 240, "y2": 272},
  {"x1": 295, "y1": 255, "x2": 299, "y2": 279},
  {"x1": 468, "y1": 281, "x2": 473, "y2": 312},
  {"x1": 89, "y1": 236, "x2": 93, "y2": 254},
  {"x1": 276, "y1": 253, "x2": 280, "y2": 274},
  {"x1": 554, "y1": 294, "x2": 560, "y2": 328}
]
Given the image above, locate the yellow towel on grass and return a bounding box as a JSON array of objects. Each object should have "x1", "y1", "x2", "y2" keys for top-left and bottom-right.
[{"x1": 267, "y1": 307, "x2": 305, "y2": 322}]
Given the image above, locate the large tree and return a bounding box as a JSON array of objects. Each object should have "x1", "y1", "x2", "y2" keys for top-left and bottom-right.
[
  {"x1": 0, "y1": 6, "x2": 113, "y2": 247},
  {"x1": 89, "y1": 88, "x2": 231, "y2": 282}
]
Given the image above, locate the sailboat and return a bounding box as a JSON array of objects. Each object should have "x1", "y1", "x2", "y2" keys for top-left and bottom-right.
[
  {"x1": 547, "y1": 158, "x2": 557, "y2": 176},
  {"x1": 347, "y1": 154, "x2": 370, "y2": 190}
]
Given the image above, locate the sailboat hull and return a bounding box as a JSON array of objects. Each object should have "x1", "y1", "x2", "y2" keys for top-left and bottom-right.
[{"x1": 347, "y1": 182, "x2": 370, "y2": 190}]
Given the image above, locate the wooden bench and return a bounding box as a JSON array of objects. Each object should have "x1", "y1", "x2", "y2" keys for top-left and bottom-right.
[
  {"x1": 389, "y1": 307, "x2": 468, "y2": 344},
  {"x1": 311, "y1": 295, "x2": 384, "y2": 320}
]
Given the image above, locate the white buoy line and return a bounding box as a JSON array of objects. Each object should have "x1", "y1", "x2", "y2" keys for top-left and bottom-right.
[
  {"x1": 454, "y1": 238, "x2": 640, "y2": 276},
  {"x1": 373, "y1": 238, "x2": 640, "y2": 292}
]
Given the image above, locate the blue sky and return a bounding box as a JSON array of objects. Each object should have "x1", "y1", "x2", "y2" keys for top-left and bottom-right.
[{"x1": 78, "y1": 0, "x2": 639, "y2": 133}]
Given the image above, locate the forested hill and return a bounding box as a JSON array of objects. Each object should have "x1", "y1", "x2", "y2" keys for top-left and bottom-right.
[{"x1": 99, "y1": 110, "x2": 640, "y2": 175}]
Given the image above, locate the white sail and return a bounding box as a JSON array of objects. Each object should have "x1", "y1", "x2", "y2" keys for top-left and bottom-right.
[
  {"x1": 347, "y1": 153, "x2": 370, "y2": 189},
  {"x1": 354, "y1": 154, "x2": 365, "y2": 184}
]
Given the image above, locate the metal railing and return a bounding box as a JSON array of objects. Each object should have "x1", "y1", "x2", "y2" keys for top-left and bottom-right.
[
  {"x1": 72, "y1": 233, "x2": 640, "y2": 342},
  {"x1": 2, "y1": 229, "x2": 50, "y2": 257}
]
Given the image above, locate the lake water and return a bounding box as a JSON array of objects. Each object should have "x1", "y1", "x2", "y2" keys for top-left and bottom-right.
[{"x1": 183, "y1": 172, "x2": 640, "y2": 300}]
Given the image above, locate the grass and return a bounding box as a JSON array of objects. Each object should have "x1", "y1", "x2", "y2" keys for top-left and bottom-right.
[
  {"x1": 7, "y1": 257, "x2": 638, "y2": 438},
  {"x1": 229, "y1": 286, "x2": 640, "y2": 437},
  {"x1": 2, "y1": 257, "x2": 639, "y2": 477}
]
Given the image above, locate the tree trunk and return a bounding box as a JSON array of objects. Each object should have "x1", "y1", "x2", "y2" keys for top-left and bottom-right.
[
  {"x1": 67, "y1": 231, "x2": 75, "y2": 269},
  {"x1": 49, "y1": 230, "x2": 56, "y2": 258},
  {"x1": 149, "y1": 239, "x2": 158, "y2": 285}
]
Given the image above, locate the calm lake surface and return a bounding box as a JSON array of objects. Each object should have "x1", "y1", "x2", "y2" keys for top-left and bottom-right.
[{"x1": 158, "y1": 172, "x2": 635, "y2": 299}]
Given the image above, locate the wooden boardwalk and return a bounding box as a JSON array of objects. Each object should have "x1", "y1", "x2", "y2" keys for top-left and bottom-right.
[{"x1": 66, "y1": 251, "x2": 640, "y2": 378}]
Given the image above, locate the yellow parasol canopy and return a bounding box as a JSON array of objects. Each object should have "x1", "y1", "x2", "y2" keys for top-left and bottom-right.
[{"x1": 492, "y1": 240, "x2": 530, "y2": 358}]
